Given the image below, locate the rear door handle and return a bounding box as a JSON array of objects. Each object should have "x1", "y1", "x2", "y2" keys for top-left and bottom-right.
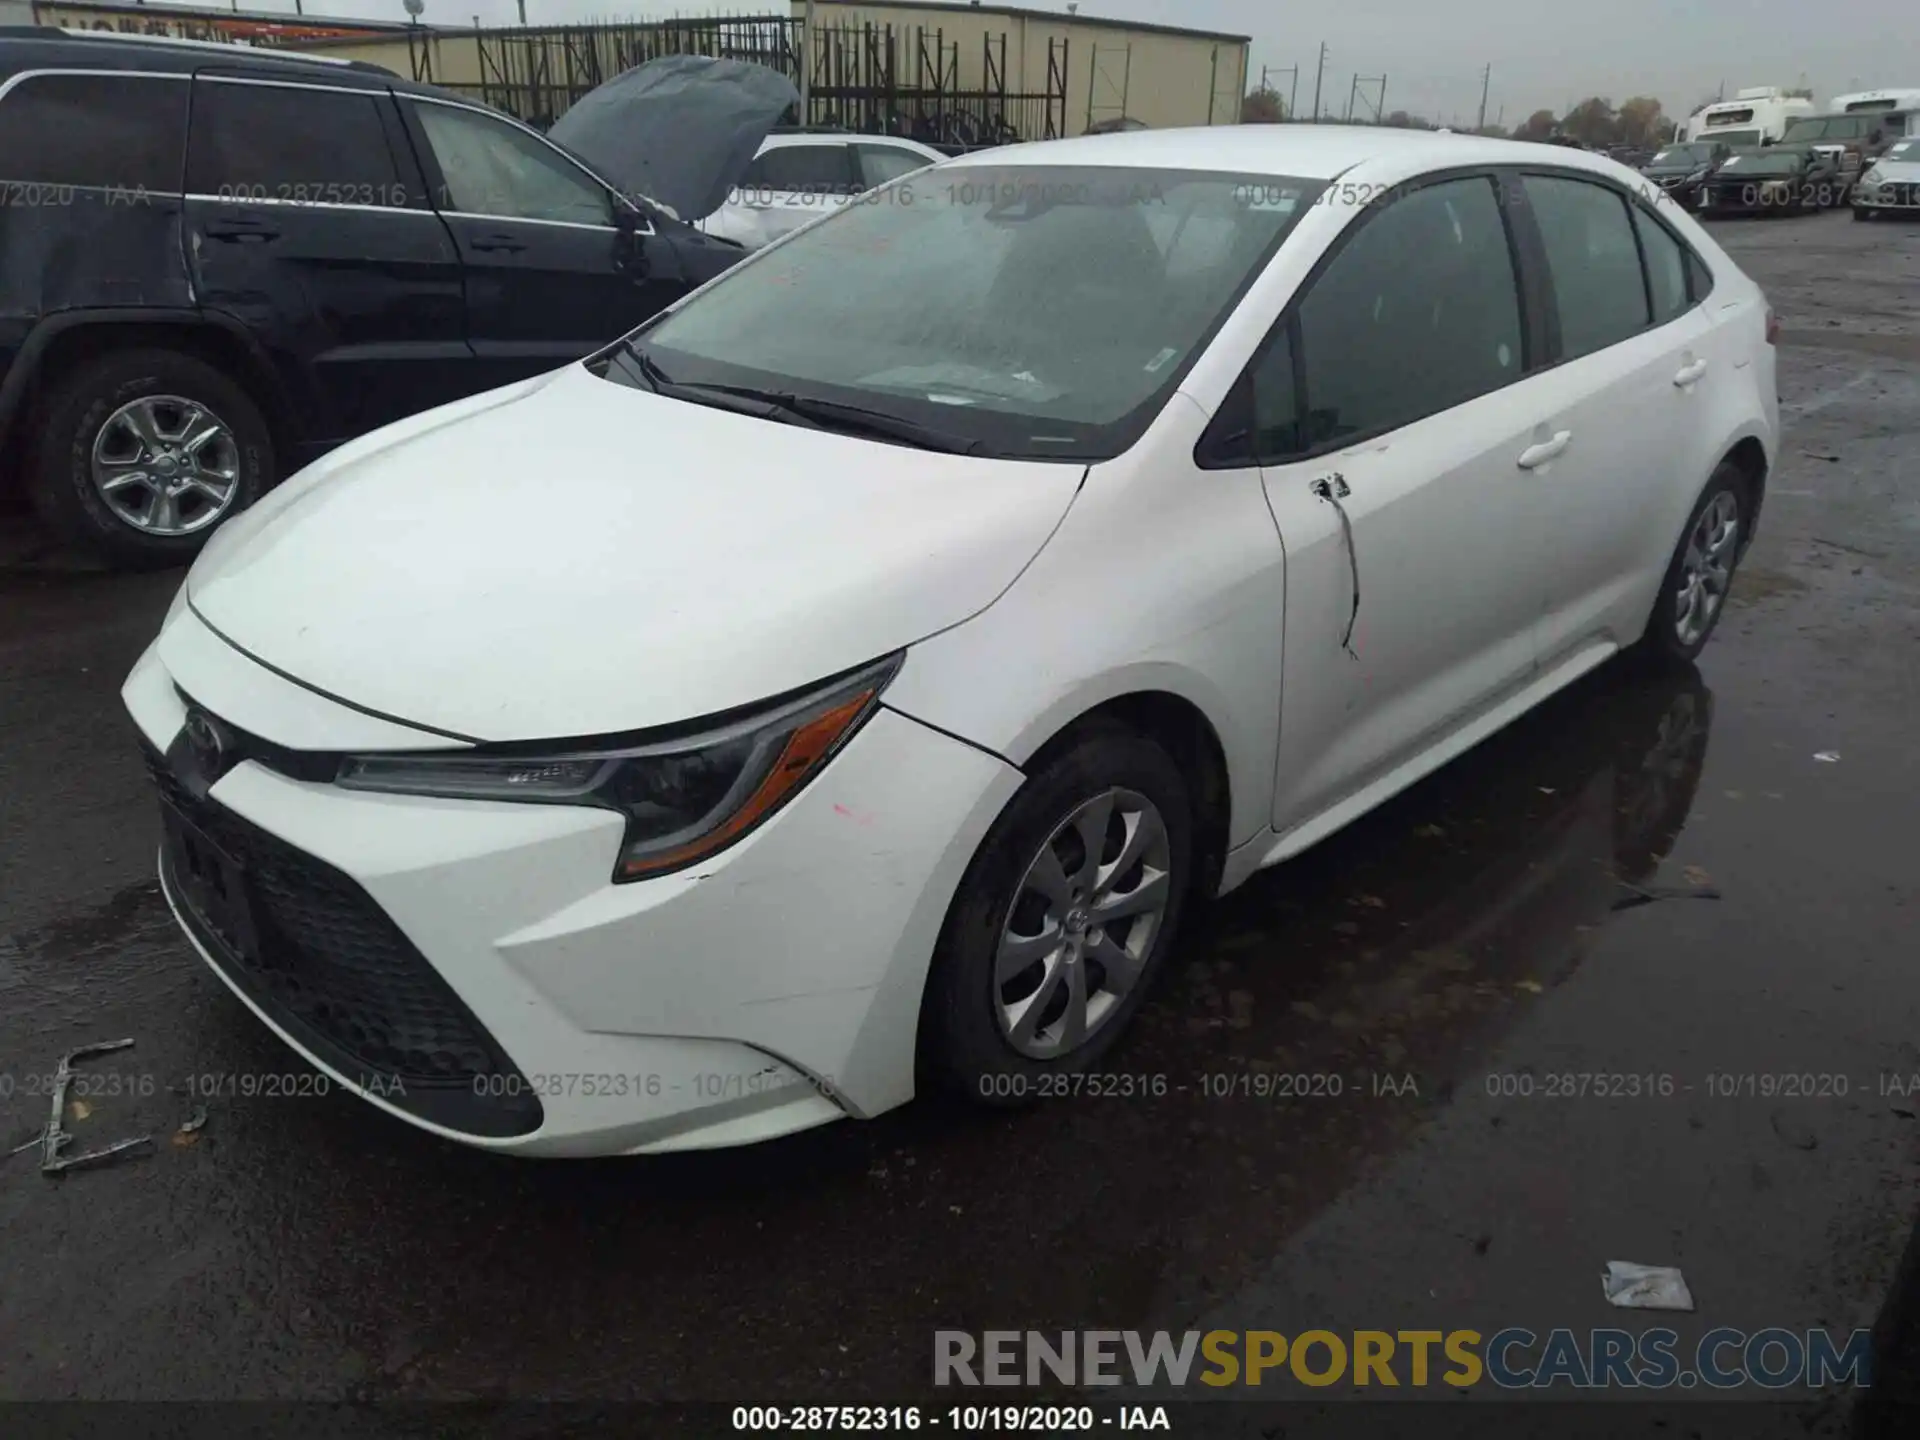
[
  {"x1": 1517, "y1": 430, "x2": 1572, "y2": 469},
  {"x1": 469, "y1": 233, "x2": 527, "y2": 254},
  {"x1": 1673, "y1": 358, "x2": 1709, "y2": 387},
  {"x1": 203, "y1": 215, "x2": 280, "y2": 242}
]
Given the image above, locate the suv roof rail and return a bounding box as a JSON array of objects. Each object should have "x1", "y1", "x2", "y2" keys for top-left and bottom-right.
[{"x1": 28, "y1": 28, "x2": 379, "y2": 69}]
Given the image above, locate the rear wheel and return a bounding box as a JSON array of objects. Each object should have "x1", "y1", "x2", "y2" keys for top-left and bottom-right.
[
  {"x1": 1637, "y1": 463, "x2": 1748, "y2": 665},
  {"x1": 919, "y1": 722, "x2": 1194, "y2": 1105},
  {"x1": 30, "y1": 348, "x2": 274, "y2": 570}
]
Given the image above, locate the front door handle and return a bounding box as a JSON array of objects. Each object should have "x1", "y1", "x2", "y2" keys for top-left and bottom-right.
[
  {"x1": 1516, "y1": 430, "x2": 1572, "y2": 469},
  {"x1": 203, "y1": 215, "x2": 280, "y2": 242},
  {"x1": 469, "y1": 233, "x2": 528, "y2": 254},
  {"x1": 1673, "y1": 358, "x2": 1709, "y2": 387}
]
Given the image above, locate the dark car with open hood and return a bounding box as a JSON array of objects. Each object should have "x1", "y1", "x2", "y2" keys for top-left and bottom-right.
[{"x1": 0, "y1": 32, "x2": 783, "y2": 568}]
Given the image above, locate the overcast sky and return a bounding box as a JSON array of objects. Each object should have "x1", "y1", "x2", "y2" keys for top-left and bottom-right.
[{"x1": 228, "y1": 0, "x2": 1919, "y2": 126}]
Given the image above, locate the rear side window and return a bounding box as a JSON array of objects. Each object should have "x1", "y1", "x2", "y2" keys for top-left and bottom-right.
[
  {"x1": 1631, "y1": 206, "x2": 1690, "y2": 324},
  {"x1": 1526, "y1": 174, "x2": 1650, "y2": 360},
  {"x1": 855, "y1": 144, "x2": 932, "y2": 189},
  {"x1": 188, "y1": 82, "x2": 405, "y2": 205},
  {"x1": 0, "y1": 73, "x2": 187, "y2": 191},
  {"x1": 1292, "y1": 175, "x2": 1524, "y2": 447},
  {"x1": 741, "y1": 144, "x2": 855, "y2": 195}
]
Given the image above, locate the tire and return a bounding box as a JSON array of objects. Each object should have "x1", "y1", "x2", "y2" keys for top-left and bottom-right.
[
  {"x1": 1636, "y1": 462, "x2": 1749, "y2": 665},
  {"x1": 30, "y1": 348, "x2": 274, "y2": 570},
  {"x1": 919, "y1": 720, "x2": 1195, "y2": 1105},
  {"x1": 1853, "y1": 206, "x2": 1872, "y2": 221}
]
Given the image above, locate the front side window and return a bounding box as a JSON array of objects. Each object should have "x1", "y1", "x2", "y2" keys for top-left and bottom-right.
[
  {"x1": 625, "y1": 166, "x2": 1319, "y2": 460},
  {"x1": 188, "y1": 82, "x2": 402, "y2": 202},
  {"x1": 0, "y1": 73, "x2": 186, "y2": 190},
  {"x1": 1291, "y1": 175, "x2": 1523, "y2": 448},
  {"x1": 1526, "y1": 174, "x2": 1650, "y2": 360},
  {"x1": 413, "y1": 101, "x2": 610, "y2": 225}
]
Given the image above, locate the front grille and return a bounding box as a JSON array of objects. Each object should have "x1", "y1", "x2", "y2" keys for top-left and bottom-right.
[{"x1": 146, "y1": 740, "x2": 543, "y2": 1138}]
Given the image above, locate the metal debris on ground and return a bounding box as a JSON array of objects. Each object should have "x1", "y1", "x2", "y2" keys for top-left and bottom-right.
[
  {"x1": 1612, "y1": 880, "x2": 1723, "y2": 911},
  {"x1": 1814, "y1": 751, "x2": 1841, "y2": 763},
  {"x1": 179, "y1": 1108, "x2": 208, "y2": 1134},
  {"x1": 35, "y1": 1038, "x2": 155, "y2": 1176},
  {"x1": 1602, "y1": 1261, "x2": 1696, "y2": 1311}
]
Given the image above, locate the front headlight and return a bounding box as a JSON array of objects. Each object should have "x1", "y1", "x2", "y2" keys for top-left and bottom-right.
[{"x1": 336, "y1": 654, "x2": 901, "y2": 881}]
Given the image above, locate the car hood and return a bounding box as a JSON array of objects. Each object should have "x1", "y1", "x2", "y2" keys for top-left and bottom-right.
[
  {"x1": 185, "y1": 365, "x2": 1085, "y2": 742},
  {"x1": 1866, "y1": 159, "x2": 1920, "y2": 181},
  {"x1": 547, "y1": 54, "x2": 797, "y2": 224}
]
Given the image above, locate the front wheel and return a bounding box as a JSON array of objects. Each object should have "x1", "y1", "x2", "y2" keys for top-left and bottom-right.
[
  {"x1": 1853, "y1": 206, "x2": 1873, "y2": 222},
  {"x1": 1637, "y1": 464, "x2": 1748, "y2": 665},
  {"x1": 919, "y1": 721, "x2": 1194, "y2": 1105}
]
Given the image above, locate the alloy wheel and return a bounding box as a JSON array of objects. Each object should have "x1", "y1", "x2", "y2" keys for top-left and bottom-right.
[
  {"x1": 90, "y1": 395, "x2": 242, "y2": 537},
  {"x1": 1673, "y1": 490, "x2": 1741, "y2": 647},
  {"x1": 994, "y1": 787, "x2": 1172, "y2": 1060}
]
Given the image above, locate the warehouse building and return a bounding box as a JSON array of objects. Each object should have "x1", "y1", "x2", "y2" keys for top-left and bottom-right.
[{"x1": 291, "y1": 3, "x2": 1248, "y2": 142}]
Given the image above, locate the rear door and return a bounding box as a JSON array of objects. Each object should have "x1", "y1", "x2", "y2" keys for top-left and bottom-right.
[
  {"x1": 400, "y1": 95, "x2": 687, "y2": 388},
  {"x1": 184, "y1": 73, "x2": 470, "y2": 446},
  {"x1": 1513, "y1": 170, "x2": 1720, "y2": 668}
]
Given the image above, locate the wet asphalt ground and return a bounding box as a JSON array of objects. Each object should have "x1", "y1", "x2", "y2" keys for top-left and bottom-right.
[{"x1": 1, "y1": 209, "x2": 1917, "y2": 1431}]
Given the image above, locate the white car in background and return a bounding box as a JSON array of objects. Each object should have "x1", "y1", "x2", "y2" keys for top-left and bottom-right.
[
  {"x1": 1853, "y1": 137, "x2": 1920, "y2": 218},
  {"x1": 127, "y1": 126, "x2": 1778, "y2": 1158},
  {"x1": 697, "y1": 130, "x2": 947, "y2": 249}
]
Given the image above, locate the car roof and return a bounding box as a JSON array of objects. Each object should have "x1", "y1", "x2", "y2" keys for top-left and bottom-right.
[
  {"x1": 0, "y1": 28, "x2": 450, "y2": 98},
  {"x1": 945, "y1": 123, "x2": 1647, "y2": 184}
]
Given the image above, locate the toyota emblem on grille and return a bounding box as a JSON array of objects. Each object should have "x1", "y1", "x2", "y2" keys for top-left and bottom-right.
[{"x1": 183, "y1": 708, "x2": 234, "y2": 777}]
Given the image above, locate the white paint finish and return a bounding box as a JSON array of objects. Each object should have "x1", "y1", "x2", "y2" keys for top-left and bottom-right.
[
  {"x1": 1259, "y1": 389, "x2": 1549, "y2": 836},
  {"x1": 164, "y1": 704, "x2": 1018, "y2": 1150},
  {"x1": 880, "y1": 393, "x2": 1287, "y2": 853},
  {"x1": 186, "y1": 363, "x2": 1085, "y2": 741},
  {"x1": 154, "y1": 606, "x2": 460, "y2": 750},
  {"x1": 129, "y1": 126, "x2": 1783, "y2": 1153}
]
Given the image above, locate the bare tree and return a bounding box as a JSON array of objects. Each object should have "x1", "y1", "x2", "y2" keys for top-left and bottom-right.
[
  {"x1": 1561, "y1": 97, "x2": 1619, "y2": 147},
  {"x1": 1616, "y1": 96, "x2": 1665, "y2": 147},
  {"x1": 1513, "y1": 108, "x2": 1558, "y2": 142},
  {"x1": 1241, "y1": 86, "x2": 1285, "y2": 124}
]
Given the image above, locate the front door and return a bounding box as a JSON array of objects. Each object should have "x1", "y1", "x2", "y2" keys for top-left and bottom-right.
[
  {"x1": 183, "y1": 74, "x2": 471, "y2": 445},
  {"x1": 1244, "y1": 175, "x2": 1550, "y2": 838},
  {"x1": 401, "y1": 97, "x2": 689, "y2": 388}
]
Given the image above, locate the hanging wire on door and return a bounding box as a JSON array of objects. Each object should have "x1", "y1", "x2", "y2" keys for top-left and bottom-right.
[{"x1": 1310, "y1": 473, "x2": 1361, "y2": 659}]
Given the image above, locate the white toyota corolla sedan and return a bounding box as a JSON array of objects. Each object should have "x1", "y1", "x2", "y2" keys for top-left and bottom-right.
[{"x1": 125, "y1": 127, "x2": 1778, "y2": 1157}]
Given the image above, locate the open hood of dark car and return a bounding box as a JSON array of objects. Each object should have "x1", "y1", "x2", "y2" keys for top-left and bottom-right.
[{"x1": 547, "y1": 54, "x2": 798, "y2": 223}]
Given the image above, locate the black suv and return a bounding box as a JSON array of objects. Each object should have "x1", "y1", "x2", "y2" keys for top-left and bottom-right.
[{"x1": 0, "y1": 31, "x2": 747, "y2": 567}]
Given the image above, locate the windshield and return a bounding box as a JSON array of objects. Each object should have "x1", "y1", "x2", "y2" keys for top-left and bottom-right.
[
  {"x1": 1720, "y1": 152, "x2": 1804, "y2": 176},
  {"x1": 1650, "y1": 145, "x2": 1713, "y2": 167},
  {"x1": 620, "y1": 165, "x2": 1321, "y2": 460},
  {"x1": 1782, "y1": 116, "x2": 1865, "y2": 142}
]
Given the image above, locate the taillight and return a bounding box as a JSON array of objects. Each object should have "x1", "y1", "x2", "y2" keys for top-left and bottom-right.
[{"x1": 1765, "y1": 307, "x2": 1779, "y2": 345}]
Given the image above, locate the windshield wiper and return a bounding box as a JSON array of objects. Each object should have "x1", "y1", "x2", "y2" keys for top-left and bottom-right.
[
  {"x1": 671, "y1": 383, "x2": 984, "y2": 455},
  {"x1": 614, "y1": 346, "x2": 981, "y2": 453}
]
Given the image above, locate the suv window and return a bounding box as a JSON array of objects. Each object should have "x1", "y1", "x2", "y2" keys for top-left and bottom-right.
[
  {"x1": 188, "y1": 81, "x2": 405, "y2": 205},
  {"x1": 855, "y1": 143, "x2": 931, "y2": 189},
  {"x1": 742, "y1": 143, "x2": 855, "y2": 195},
  {"x1": 0, "y1": 73, "x2": 187, "y2": 191},
  {"x1": 1630, "y1": 205, "x2": 1690, "y2": 324},
  {"x1": 412, "y1": 101, "x2": 611, "y2": 225},
  {"x1": 1292, "y1": 175, "x2": 1523, "y2": 448},
  {"x1": 1525, "y1": 174, "x2": 1650, "y2": 360}
]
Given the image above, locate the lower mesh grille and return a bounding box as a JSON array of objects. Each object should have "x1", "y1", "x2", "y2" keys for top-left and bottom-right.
[{"x1": 146, "y1": 742, "x2": 543, "y2": 1138}]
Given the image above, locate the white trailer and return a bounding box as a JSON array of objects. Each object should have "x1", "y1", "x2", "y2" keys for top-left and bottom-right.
[
  {"x1": 1685, "y1": 87, "x2": 1817, "y2": 147},
  {"x1": 1828, "y1": 89, "x2": 1920, "y2": 139}
]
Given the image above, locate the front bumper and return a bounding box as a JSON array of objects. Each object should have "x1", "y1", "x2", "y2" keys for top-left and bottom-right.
[
  {"x1": 126, "y1": 610, "x2": 1023, "y2": 1156},
  {"x1": 1853, "y1": 182, "x2": 1920, "y2": 210}
]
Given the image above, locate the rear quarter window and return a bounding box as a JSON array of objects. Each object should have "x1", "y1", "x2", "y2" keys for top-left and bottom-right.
[{"x1": 0, "y1": 73, "x2": 188, "y2": 191}]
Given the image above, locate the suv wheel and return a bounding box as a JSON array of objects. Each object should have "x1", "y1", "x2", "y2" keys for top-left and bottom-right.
[{"x1": 31, "y1": 349, "x2": 274, "y2": 570}]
